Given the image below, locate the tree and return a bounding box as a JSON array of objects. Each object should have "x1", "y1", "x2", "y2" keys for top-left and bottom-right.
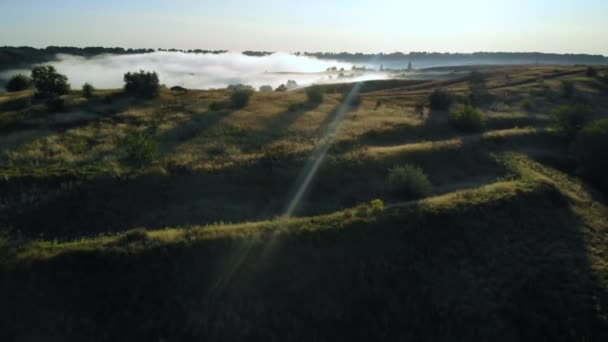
[
  {"x1": 230, "y1": 89, "x2": 253, "y2": 109},
  {"x1": 31, "y1": 65, "x2": 70, "y2": 98},
  {"x1": 306, "y1": 86, "x2": 324, "y2": 104},
  {"x1": 82, "y1": 83, "x2": 95, "y2": 98},
  {"x1": 5, "y1": 74, "x2": 31, "y2": 92},
  {"x1": 124, "y1": 70, "x2": 160, "y2": 98},
  {"x1": 259, "y1": 85, "x2": 273, "y2": 92},
  {"x1": 550, "y1": 105, "x2": 592, "y2": 138},
  {"x1": 428, "y1": 89, "x2": 452, "y2": 111}
]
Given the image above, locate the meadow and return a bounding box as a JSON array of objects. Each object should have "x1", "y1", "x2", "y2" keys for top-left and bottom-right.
[{"x1": 1, "y1": 64, "x2": 608, "y2": 341}]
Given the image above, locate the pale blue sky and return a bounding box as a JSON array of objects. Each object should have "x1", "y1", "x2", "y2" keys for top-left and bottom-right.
[{"x1": 1, "y1": 0, "x2": 607, "y2": 54}]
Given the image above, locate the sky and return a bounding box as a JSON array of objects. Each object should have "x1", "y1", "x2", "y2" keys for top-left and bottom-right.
[{"x1": 1, "y1": 0, "x2": 607, "y2": 55}]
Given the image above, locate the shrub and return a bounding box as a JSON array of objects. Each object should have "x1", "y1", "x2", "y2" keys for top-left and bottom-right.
[
  {"x1": 259, "y1": 85, "x2": 273, "y2": 92},
  {"x1": 388, "y1": 164, "x2": 432, "y2": 198},
  {"x1": 449, "y1": 106, "x2": 485, "y2": 132},
  {"x1": 561, "y1": 80, "x2": 575, "y2": 98},
  {"x1": 230, "y1": 89, "x2": 252, "y2": 109},
  {"x1": 428, "y1": 89, "x2": 452, "y2": 110},
  {"x1": 46, "y1": 97, "x2": 65, "y2": 112},
  {"x1": 122, "y1": 128, "x2": 160, "y2": 166},
  {"x1": 82, "y1": 83, "x2": 95, "y2": 98},
  {"x1": 550, "y1": 105, "x2": 592, "y2": 138},
  {"x1": 576, "y1": 119, "x2": 608, "y2": 190},
  {"x1": 124, "y1": 70, "x2": 160, "y2": 98},
  {"x1": 370, "y1": 199, "x2": 385, "y2": 213},
  {"x1": 306, "y1": 86, "x2": 324, "y2": 104},
  {"x1": 5, "y1": 74, "x2": 31, "y2": 92},
  {"x1": 31, "y1": 65, "x2": 70, "y2": 98},
  {"x1": 521, "y1": 98, "x2": 533, "y2": 111},
  {"x1": 586, "y1": 67, "x2": 598, "y2": 78}
]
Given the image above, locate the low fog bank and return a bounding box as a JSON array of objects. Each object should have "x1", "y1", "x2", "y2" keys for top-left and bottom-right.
[{"x1": 2, "y1": 52, "x2": 392, "y2": 91}]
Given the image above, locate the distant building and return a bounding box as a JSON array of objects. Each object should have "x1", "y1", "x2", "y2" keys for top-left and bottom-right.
[{"x1": 407, "y1": 61, "x2": 413, "y2": 71}]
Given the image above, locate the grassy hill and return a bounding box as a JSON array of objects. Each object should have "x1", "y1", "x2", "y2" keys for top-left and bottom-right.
[{"x1": 1, "y1": 65, "x2": 608, "y2": 340}]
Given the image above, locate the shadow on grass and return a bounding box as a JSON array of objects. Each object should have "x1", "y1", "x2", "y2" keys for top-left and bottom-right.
[
  {"x1": 1, "y1": 182, "x2": 607, "y2": 341},
  {"x1": 241, "y1": 101, "x2": 321, "y2": 152},
  {"x1": 0, "y1": 144, "x2": 510, "y2": 239}
]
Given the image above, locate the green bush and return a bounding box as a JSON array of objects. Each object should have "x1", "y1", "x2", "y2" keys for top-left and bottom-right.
[
  {"x1": 31, "y1": 65, "x2": 70, "y2": 98},
  {"x1": 576, "y1": 119, "x2": 608, "y2": 191},
  {"x1": 521, "y1": 98, "x2": 533, "y2": 111},
  {"x1": 230, "y1": 89, "x2": 253, "y2": 109},
  {"x1": 388, "y1": 164, "x2": 432, "y2": 198},
  {"x1": 370, "y1": 199, "x2": 385, "y2": 213},
  {"x1": 124, "y1": 70, "x2": 160, "y2": 98},
  {"x1": 561, "y1": 80, "x2": 575, "y2": 98},
  {"x1": 428, "y1": 89, "x2": 452, "y2": 110},
  {"x1": 122, "y1": 128, "x2": 160, "y2": 166},
  {"x1": 5, "y1": 74, "x2": 31, "y2": 92},
  {"x1": 306, "y1": 86, "x2": 324, "y2": 104},
  {"x1": 550, "y1": 105, "x2": 592, "y2": 138},
  {"x1": 449, "y1": 106, "x2": 485, "y2": 132},
  {"x1": 82, "y1": 83, "x2": 95, "y2": 98}
]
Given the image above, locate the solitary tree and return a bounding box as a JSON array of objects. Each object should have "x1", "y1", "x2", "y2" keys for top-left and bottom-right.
[
  {"x1": 31, "y1": 65, "x2": 70, "y2": 98},
  {"x1": 82, "y1": 83, "x2": 95, "y2": 98},
  {"x1": 124, "y1": 70, "x2": 160, "y2": 98}
]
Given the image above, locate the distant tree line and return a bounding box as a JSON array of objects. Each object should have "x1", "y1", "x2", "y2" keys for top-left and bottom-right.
[
  {"x1": 242, "y1": 51, "x2": 274, "y2": 57},
  {"x1": 300, "y1": 51, "x2": 608, "y2": 66},
  {"x1": 0, "y1": 46, "x2": 151, "y2": 71},
  {"x1": 0, "y1": 46, "x2": 226, "y2": 71},
  {"x1": 3, "y1": 46, "x2": 606, "y2": 73}
]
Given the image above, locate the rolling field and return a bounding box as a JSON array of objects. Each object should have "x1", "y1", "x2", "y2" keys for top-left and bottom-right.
[{"x1": 1, "y1": 65, "x2": 608, "y2": 341}]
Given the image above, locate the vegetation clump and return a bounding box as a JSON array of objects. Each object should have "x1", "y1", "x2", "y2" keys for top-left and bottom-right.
[
  {"x1": 521, "y1": 98, "x2": 533, "y2": 111},
  {"x1": 259, "y1": 85, "x2": 273, "y2": 92},
  {"x1": 449, "y1": 106, "x2": 485, "y2": 132},
  {"x1": 31, "y1": 65, "x2": 70, "y2": 98},
  {"x1": 388, "y1": 164, "x2": 432, "y2": 198},
  {"x1": 561, "y1": 80, "x2": 575, "y2": 98},
  {"x1": 230, "y1": 88, "x2": 253, "y2": 109},
  {"x1": 5, "y1": 74, "x2": 31, "y2": 92},
  {"x1": 586, "y1": 66, "x2": 598, "y2": 78},
  {"x1": 82, "y1": 83, "x2": 95, "y2": 98},
  {"x1": 550, "y1": 104, "x2": 592, "y2": 138},
  {"x1": 428, "y1": 89, "x2": 452, "y2": 110},
  {"x1": 124, "y1": 70, "x2": 160, "y2": 98},
  {"x1": 306, "y1": 86, "x2": 324, "y2": 104},
  {"x1": 122, "y1": 127, "x2": 160, "y2": 166}
]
